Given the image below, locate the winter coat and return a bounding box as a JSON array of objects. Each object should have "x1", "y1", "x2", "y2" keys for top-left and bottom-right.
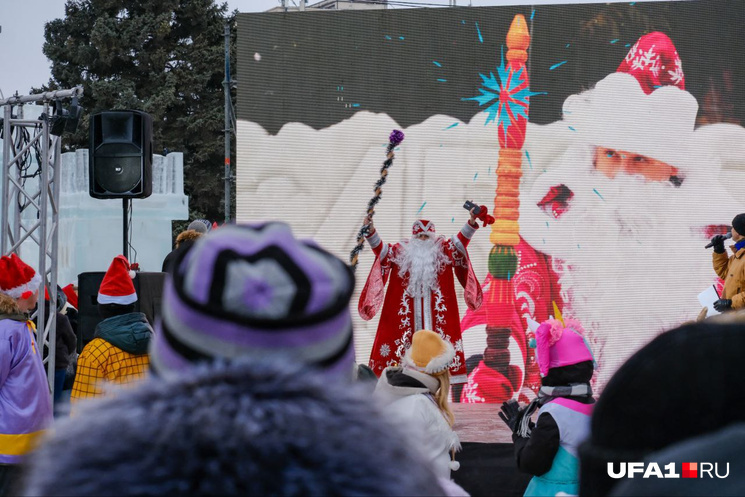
[
  {"x1": 713, "y1": 245, "x2": 745, "y2": 309},
  {"x1": 70, "y1": 312, "x2": 152, "y2": 401},
  {"x1": 514, "y1": 397, "x2": 593, "y2": 497},
  {"x1": 35, "y1": 306, "x2": 77, "y2": 371},
  {"x1": 374, "y1": 366, "x2": 461, "y2": 479},
  {"x1": 0, "y1": 294, "x2": 53, "y2": 464},
  {"x1": 162, "y1": 229, "x2": 202, "y2": 273},
  {"x1": 54, "y1": 312, "x2": 77, "y2": 370}
]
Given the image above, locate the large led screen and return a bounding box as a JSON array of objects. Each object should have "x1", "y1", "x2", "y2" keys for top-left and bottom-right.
[{"x1": 236, "y1": 1, "x2": 745, "y2": 403}]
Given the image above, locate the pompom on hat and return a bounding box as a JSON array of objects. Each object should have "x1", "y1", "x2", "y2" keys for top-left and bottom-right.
[
  {"x1": 402, "y1": 329, "x2": 455, "y2": 375},
  {"x1": 532, "y1": 318, "x2": 595, "y2": 377},
  {"x1": 98, "y1": 255, "x2": 137, "y2": 305},
  {"x1": 150, "y1": 222, "x2": 356, "y2": 377},
  {"x1": 0, "y1": 253, "x2": 41, "y2": 300}
]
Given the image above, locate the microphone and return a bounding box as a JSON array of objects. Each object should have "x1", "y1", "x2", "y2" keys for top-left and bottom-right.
[{"x1": 705, "y1": 232, "x2": 732, "y2": 249}]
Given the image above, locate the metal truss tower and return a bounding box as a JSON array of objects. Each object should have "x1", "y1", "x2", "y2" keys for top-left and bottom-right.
[{"x1": 0, "y1": 87, "x2": 83, "y2": 397}]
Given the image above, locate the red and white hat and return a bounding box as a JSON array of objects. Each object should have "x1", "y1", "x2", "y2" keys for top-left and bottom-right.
[
  {"x1": 0, "y1": 253, "x2": 41, "y2": 300},
  {"x1": 98, "y1": 255, "x2": 137, "y2": 305},
  {"x1": 616, "y1": 31, "x2": 685, "y2": 95},
  {"x1": 412, "y1": 220, "x2": 436, "y2": 236},
  {"x1": 562, "y1": 32, "x2": 699, "y2": 176}
]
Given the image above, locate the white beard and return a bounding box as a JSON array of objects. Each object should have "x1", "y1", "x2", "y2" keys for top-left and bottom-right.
[
  {"x1": 394, "y1": 237, "x2": 449, "y2": 298},
  {"x1": 521, "y1": 147, "x2": 717, "y2": 390}
]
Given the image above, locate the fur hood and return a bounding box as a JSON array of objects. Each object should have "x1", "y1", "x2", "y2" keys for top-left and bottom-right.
[
  {"x1": 21, "y1": 359, "x2": 450, "y2": 496},
  {"x1": 0, "y1": 292, "x2": 21, "y2": 316}
]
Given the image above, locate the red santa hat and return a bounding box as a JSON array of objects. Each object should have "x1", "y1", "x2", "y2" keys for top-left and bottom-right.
[
  {"x1": 616, "y1": 31, "x2": 685, "y2": 95},
  {"x1": 62, "y1": 283, "x2": 78, "y2": 309},
  {"x1": 97, "y1": 255, "x2": 137, "y2": 305},
  {"x1": 562, "y1": 32, "x2": 699, "y2": 176},
  {"x1": 0, "y1": 253, "x2": 42, "y2": 300},
  {"x1": 412, "y1": 220, "x2": 436, "y2": 237}
]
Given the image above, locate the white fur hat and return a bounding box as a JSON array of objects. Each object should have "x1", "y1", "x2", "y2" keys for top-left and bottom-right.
[{"x1": 562, "y1": 72, "x2": 698, "y2": 173}]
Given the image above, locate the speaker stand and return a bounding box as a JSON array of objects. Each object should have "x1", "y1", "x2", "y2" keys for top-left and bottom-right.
[{"x1": 122, "y1": 198, "x2": 129, "y2": 260}]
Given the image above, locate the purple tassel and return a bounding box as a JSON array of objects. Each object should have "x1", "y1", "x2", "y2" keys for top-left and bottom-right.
[{"x1": 389, "y1": 129, "x2": 405, "y2": 146}]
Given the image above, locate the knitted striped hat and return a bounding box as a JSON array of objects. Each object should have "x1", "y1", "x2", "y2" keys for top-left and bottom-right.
[{"x1": 150, "y1": 222, "x2": 356, "y2": 376}]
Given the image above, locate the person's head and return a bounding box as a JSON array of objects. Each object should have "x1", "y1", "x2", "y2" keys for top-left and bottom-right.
[
  {"x1": 20, "y1": 359, "x2": 448, "y2": 496},
  {"x1": 402, "y1": 329, "x2": 455, "y2": 426},
  {"x1": 517, "y1": 31, "x2": 738, "y2": 392},
  {"x1": 150, "y1": 222, "x2": 356, "y2": 379},
  {"x1": 731, "y1": 213, "x2": 745, "y2": 242},
  {"x1": 533, "y1": 318, "x2": 595, "y2": 387},
  {"x1": 97, "y1": 255, "x2": 137, "y2": 317},
  {"x1": 174, "y1": 228, "x2": 203, "y2": 248},
  {"x1": 186, "y1": 219, "x2": 211, "y2": 234},
  {"x1": 61, "y1": 283, "x2": 79, "y2": 310},
  {"x1": 522, "y1": 31, "x2": 703, "y2": 263},
  {"x1": 38, "y1": 285, "x2": 68, "y2": 317},
  {"x1": 98, "y1": 303, "x2": 136, "y2": 320},
  {"x1": 411, "y1": 219, "x2": 437, "y2": 242},
  {"x1": 579, "y1": 322, "x2": 745, "y2": 496},
  {"x1": 0, "y1": 253, "x2": 41, "y2": 313}
]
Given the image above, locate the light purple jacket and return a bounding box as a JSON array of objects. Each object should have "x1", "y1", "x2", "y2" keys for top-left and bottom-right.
[{"x1": 0, "y1": 316, "x2": 53, "y2": 464}]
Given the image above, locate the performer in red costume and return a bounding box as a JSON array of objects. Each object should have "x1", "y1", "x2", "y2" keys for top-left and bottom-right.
[
  {"x1": 359, "y1": 211, "x2": 483, "y2": 383},
  {"x1": 461, "y1": 31, "x2": 744, "y2": 403}
]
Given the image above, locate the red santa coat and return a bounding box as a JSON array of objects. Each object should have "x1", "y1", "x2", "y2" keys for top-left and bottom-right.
[{"x1": 359, "y1": 222, "x2": 482, "y2": 383}]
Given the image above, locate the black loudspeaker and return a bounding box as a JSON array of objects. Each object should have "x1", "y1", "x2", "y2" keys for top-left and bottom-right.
[
  {"x1": 77, "y1": 271, "x2": 166, "y2": 347},
  {"x1": 89, "y1": 110, "x2": 153, "y2": 199}
]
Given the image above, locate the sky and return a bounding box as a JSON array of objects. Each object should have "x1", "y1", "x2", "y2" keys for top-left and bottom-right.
[{"x1": 0, "y1": 0, "x2": 670, "y2": 99}]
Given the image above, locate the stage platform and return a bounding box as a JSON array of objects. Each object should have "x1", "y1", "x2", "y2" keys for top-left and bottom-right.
[
  {"x1": 453, "y1": 404, "x2": 513, "y2": 443},
  {"x1": 451, "y1": 404, "x2": 531, "y2": 497}
]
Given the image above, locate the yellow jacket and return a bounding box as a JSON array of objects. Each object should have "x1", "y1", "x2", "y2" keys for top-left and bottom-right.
[
  {"x1": 71, "y1": 338, "x2": 150, "y2": 401},
  {"x1": 713, "y1": 245, "x2": 745, "y2": 309}
]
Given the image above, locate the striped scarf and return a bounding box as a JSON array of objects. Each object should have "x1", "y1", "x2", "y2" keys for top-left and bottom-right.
[{"x1": 517, "y1": 383, "x2": 592, "y2": 438}]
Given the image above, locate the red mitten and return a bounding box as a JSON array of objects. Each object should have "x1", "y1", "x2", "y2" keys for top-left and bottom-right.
[{"x1": 476, "y1": 205, "x2": 496, "y2": 227}]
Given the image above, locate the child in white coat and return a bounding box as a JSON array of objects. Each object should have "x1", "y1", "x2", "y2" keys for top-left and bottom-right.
[{"x1": 374, "y1": 329, "x2": 461, "y2": 479}]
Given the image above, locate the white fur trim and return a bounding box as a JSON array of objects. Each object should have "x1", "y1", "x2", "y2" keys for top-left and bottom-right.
[
  {"x1": 563, "y1": 72, "x2": 698, "y2": 171},
  {"x1": 424, "y1": 339, "x2": 455, "y2": 374},
  {"x1": 97, "y1": 291, "x2": 137, "y2": 305},
  {"x1": 379, "y1": 243, "x2": 389, "y2": 261},
  {"x1": 450, "y1": 235, "x2": 466, "y2": 257},
  {"x1": 366, "y1": 230, "x2": 382, "y2": 248},
  {"x1": 450, "y1": 373, "x2": 468, "y2": 385},
  {"x1": 460, "y1": 222, "x2": 476, "y2": 240},
  {"x1": 0, "y1": 272, "x2": 42, "y2": 299},
  {"x1": 449, "y1": 460, "x2": 460, "y2": 471}
]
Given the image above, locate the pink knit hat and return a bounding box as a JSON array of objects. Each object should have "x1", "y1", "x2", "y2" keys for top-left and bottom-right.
[{"x1": 533, "y1": 319, "x2": 595, "y2": 377}]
